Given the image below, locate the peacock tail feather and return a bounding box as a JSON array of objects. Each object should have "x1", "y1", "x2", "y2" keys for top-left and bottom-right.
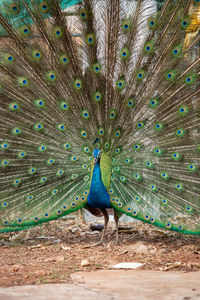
[{"x1": 0, "y1": 0, "x2": 200, "y2": 234}]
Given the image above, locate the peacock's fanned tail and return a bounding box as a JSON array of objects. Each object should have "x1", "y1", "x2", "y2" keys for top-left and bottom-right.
[{"x1": 0, "y1": 0, "x2": 199, "y2": 234}]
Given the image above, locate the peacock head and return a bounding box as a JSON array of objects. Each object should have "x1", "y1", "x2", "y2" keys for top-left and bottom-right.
[{"x1": 93, "y1": 149, "x2": 101, "y2": 165}]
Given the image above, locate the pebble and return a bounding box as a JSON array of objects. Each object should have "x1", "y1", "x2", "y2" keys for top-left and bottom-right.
[
  {"x1": 56, "y1": 256, "x2": 65, "y2": 263},
  {"x1": 35, "y1": 270, "x2": 46, "y2": 277},
  {"x1": 81, "y1": 259, "x2": 90, "y2": 267},
  {"x1": 12, "y1": 265, "x2": 20, "y2": 272},
  {"x1": 131, "y1": 242, "x2": 149, "y2": 255}
]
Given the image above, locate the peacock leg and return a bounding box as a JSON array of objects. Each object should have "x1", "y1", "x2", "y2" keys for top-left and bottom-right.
[
  {"x1": 92, "y1": 209, "x2": 109, "y2": 246},
  {"x1": 114, "y1": 209, "x2": 123, "y2": 244}
]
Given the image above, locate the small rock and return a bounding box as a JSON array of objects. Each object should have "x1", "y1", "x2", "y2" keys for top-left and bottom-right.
[
  {"x1": 121, "y1": 249, "x2": 128, "y2": 254},
  {"x1": 13, "y1": 265, "x2": 20, "y2": 272},
  {"x1": 81, "y1": 259, "x2": 90, "y2": 267},
  {"x1": 56, "y1": 256, "x2": 65, "y2": 263},
  {"x1": 24, "y1": 275, "x2": 29, "y2": 279},
  {"x1": 30, "y1": 244, "x2": 42, "y2": 249},
  {"x1": 53, "y1": 239, "x2": 61, "y2": 243},
  {"x1": 36, "y1": 236, "x2": 55, "y2": 240},
  {"x1": 41, "y1": 246, "x2": 46, "y2": 251},
  {"x1": 89, "y1": 224, "x2": 104, "y2": 231},
  {"x1": 150, "y1": 248, "x2": 157, "y2": 254},
  {"x1": 112, "y1": 262, "x2": 144, "y2": 269},
  {"x1": 44, "y1": 257, "x2": 56, "y2": 263},
  {"x1": 131, "y1": 242, "x2": 149, "y2": 255},
  {"x1": 60, "y1": 244, "x2": 71, "y2": 251},
  {"x1": 35, "y1": 270, "x2": 46, "y2": 277}
]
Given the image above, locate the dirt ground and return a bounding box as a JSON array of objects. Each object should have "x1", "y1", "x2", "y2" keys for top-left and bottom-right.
[{"x1": 0, "y1": 218, "x2": 199, "y2": 288}]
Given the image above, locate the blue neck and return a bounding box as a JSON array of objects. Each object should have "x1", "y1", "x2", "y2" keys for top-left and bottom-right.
[{"x1": 87, "y1": 161, "x2": 111, "y2": 208}]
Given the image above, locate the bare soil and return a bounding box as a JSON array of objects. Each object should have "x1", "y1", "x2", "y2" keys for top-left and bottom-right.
[{"x1": 0, "y1": 219, "x2": 199, "y2": 287}]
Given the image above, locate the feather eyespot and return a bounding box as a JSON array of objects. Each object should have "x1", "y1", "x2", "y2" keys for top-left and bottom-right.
[
  {"x1": 114, "y1": 129, "x2": 121, "y2": 138},
  {"x1": 115, "y1": 147, "x2": 121, "y2": 154},
  {"x1": 35, "y1": 99, "x2": 45, "y2": 108},
  {"x1": 39, "y1": 1, "x2": 49, "y2": 13},
  {"x1": 134, "y1": 196, "x2": 141, "y2": 202},
  {"x1": 172, "y1": 45, "x2": 182, "y2": 57},
  {"x1": 184, "y1": 74, "x2": 195, "y2": 85},
  {"x1": 153, "y1": 148, "x2": 163, "y2": 156},
  {"x1": 17, "y1": 218, "x2": 23, "y2": 225},
  {"x1": 9, "y1": 102, "x2": 19, "y2": 111},
  {"x1": 12, "y1": 179, "x2": 21, "y2": 187},
  {"x1": 9, "y1": 3, "x2": 20, "y2": 14},
  {"x1": 18, "y1": 151, "x2": 27, "y2": 159},
  {"x1": 53, "y1": 27, "x2": 63, "y2": 38},
  {"x1": 92, "y1": 63, "x2": 101, "y2": 74},
  {"x1": 185, "y1": 206, "x2": 192, "y2": 212},
  {"x1": 84, "y1": 175, "x2": 89, "y2": 182},
  {"x1": 178, "y1": 105, "x2": 188, "y2": 116},
  {"x1": 34, "y1": 123, "x2": 44, "y2": 131},
  {"x1": 1, "y1": 142, "x2": 9, "y2": 150},
  {"x1": 136, "y1": 70, "x2": 145, "y2": 80},
  {"x1": 71, "y1": 174, "x2": 78, "y2": 180},
  {"x1": 74, "y1": 79, "x2": 82, "y2": 90},
  {"x1": 147, "y1": 17, "x2": 157, "y2": 30},
  {"x1": 57, "y1": 124, "x2": 66, "y2": 131},
  {"x1": 51, "y1": 189, "x2": 58, "y2": 196},
  {"x1": 145, "y1": 161, "x2": 154, "y2": 168},
  {"x1": 116, "y1": 79, "x2": 125, "y2": 90},
  {"x1": 109, "y1": 109, "x2": 118, "y2": 120},
  {"x1": 40, "y1": 177, "x2": 47, "y2": 183},
  {"x1": 180, "y1": 16, "x2": 191, "y2": 29},
  {"x1": 63, "y1": 143, "x2": 71, "y2": 150},
  {"x1": 79, "y1": 9, "x2": 87, "y2": 20},
  {"x1": 81, "y1": 130, "x2": 88, "y2": 138},
  {"x1": 120, "y1": 48, "x2": 130, "y2": 59},
  {"x1": 60, "y1": 101, "x2": 69, "y2": 111},
  {"x1": 26, "y1": 195, "x2": 33, "y2": 201},
  {"x1": 86, "y1": 34, "x2": 95, "y2": 45},
  {"x1": 165, "y1": 222, "x2": 171, "y2": 229},
  {"x1": 176, "y1": 129, "x2": 185, "y2": 137},
  {"x1": 18, "y1": 77, "x2": 29, "y2": 87},
  {"x1": 150, "y1": 184, "x2": 157, "y2": 192},
  {"x1": 20, "y1": 25, "x2": 31, "y2": 36},
  {"x1": 81, "y1": 109, "x2": 89, "y2": 119},
  {"x1": 172, "y1": 152, "x2": 181, "y2": 160},
  {"x1": 98, "y1": 127, "x2": 104, "y2": 136},
  {"x1": 47, "y1": 158, "x2": 55, "y2": 165},
  {"x1": 188, "y1": 164, "x2": 197, "y2": 172},
  {"x1": 144, "y1": 41, "x2": 154, "y2": 54},
  {"x1": 122, "y1": 19, "x2": 131, "y2": 33},
  {"x1": 56, "y1": 169, "x2": 64, "y2": 177},
  {"x1": 133, "y1": 173, "x2": 141, "y2": 181},
  {"x1": 175, "y1": 183, "x2": 184, "y2": 191},
  {"x1": 161, "y1": 172, "x2": 170, "y2": 180},
  {"x1": 12, "y1": 127, "x2": 22, "y2": 136},
  {"x1": 136, "y1": 121, "x2": 145, "y2": 129},
  {"x1": 126, "y1": 98, "x2": 135, "y2": 108},
  {"x1": 162, "y1": 199, "x2": 168, "y2": 206},
  {"x1": 93, "y1": 92, "x2": 102, "y2": 102}
]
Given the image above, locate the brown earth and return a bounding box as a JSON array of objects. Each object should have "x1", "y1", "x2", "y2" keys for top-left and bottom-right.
[{"x1": 0, "y1": 219, "x2": 199, "y2": 287}]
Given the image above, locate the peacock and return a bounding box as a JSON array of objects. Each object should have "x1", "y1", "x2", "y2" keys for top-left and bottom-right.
[{"x1": 0, "y1": 0, "x2": 200, "y2": 245}]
